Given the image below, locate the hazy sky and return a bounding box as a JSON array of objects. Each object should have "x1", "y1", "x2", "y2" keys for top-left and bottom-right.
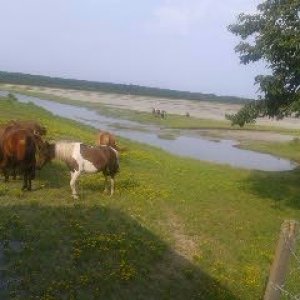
[{"x1": 0, "y1": 0, "x2": 266, "y2": 98}]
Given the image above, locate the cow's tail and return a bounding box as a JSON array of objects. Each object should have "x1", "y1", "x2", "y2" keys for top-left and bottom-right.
[
  {"x1": 17, "y1": 135, "x2": 35, "y2": 162},
  {"x1": 110, "y1": 146, "x2": 120, "y2": 175}
]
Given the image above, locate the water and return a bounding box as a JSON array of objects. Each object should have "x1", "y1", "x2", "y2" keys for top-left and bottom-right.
[{"x1": 0, "y1": 91, "x2": 297, "y2": 171}]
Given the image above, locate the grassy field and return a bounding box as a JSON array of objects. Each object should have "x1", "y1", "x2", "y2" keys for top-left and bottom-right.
[{"x1": 0, "y1": 96, "x2": 299, "y2": 299}]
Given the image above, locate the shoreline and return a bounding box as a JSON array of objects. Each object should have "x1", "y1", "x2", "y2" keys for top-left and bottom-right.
[{"x1": 1, "y1": 84, "x2": 300, "y2": 144}]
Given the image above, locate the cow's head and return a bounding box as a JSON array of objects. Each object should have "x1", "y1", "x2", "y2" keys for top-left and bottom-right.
[{"x1": 36, "y1": 141, "x2": 55, "y2": 169}]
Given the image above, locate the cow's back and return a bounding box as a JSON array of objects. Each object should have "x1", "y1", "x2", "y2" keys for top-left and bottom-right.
[
  {"x1": 7, "y1": 120, "x2": 46, "y2": 136},
  {"x1": 1, "y1": 129, "x2": 36, "y2": 164}
]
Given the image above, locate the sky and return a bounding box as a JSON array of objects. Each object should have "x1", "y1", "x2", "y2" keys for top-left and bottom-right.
[{"x1": 0, "y1": 0, "x2": 267, "y2": 98}]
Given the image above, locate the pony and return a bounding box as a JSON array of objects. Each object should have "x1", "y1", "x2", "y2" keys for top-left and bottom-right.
[
  {"x1": 96, "y1": 130, "x2": 119, "y2": 150},
  {"x1": 152, "y1": 109, "x2": 166, "y2": 119},
  {"x1": 46, "y1": 142, "x2": 119, "y2": 199},
  {"x1": 161, "y1": 110, "x2": 167, "y2": 119},
  {"x1": 0, "y1": 120, "x2": 47, "y2": 180},
  {"x1": 0, "y1": 128, "x2": 50, "y2": 190}
]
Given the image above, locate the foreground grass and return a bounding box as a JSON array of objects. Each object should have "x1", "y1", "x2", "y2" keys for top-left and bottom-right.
[{"x1": 0, "y1": 97, "x2": 299, "y2": 299}]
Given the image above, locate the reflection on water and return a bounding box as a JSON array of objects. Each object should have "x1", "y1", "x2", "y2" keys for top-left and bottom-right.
[{"x1": 0, "y1": 90, "x2": 297, "y2": 171}]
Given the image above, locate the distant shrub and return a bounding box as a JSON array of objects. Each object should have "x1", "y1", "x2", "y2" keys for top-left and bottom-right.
[{"x1": 7, "y1": 93, "x2": 18, "y2": 102}]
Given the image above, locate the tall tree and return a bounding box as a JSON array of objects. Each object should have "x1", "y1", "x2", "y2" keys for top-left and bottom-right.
[{"x1": 227, "y1": 0, "x2": 300, "y2": 126}]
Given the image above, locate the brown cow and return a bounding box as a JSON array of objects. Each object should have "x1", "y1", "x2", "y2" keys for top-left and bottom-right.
[
  {"x1": 96, "y1": 131, "x2": 119, "y2": 150},
  {"x1": 0, "y1": 128, "x2": 50, "y2": 190},
  {"x1": 0, "y1": 129, "x2": 36, "y2": 190},
  {"x1": 0, "y1": 120, "x2": 47, "y2": 180}
]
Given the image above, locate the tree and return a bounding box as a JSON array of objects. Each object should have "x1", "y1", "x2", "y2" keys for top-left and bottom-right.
[{"x1": 226, "y1": 0, "x2": 300, "y2": 126}]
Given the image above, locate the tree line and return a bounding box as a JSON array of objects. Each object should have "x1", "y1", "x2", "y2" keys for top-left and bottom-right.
[{"x1": 0, "y1": 71, "x2": 250, "y2": 104}]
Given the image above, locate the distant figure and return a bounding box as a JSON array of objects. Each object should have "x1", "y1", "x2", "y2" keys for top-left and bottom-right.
[
  {"x1": 152, "y1": 108, "x2": 167, "y2": 119},
  {"x1": 161, "y1": 110, "x2": 167, "y2": 119},
  {"x1": 186, "y1": 112, "x2": 190, "y2": 118}
]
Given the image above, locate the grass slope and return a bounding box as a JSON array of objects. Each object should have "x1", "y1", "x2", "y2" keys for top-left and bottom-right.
[{"x1": 0, "y1": 96, "x2": 299, "y2": 299}]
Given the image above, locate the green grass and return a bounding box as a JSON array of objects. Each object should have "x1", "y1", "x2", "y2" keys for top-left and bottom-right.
[
  {"x1": 0, "y1": 96, "x2": 299, "y2": 299},
  {"x1": 240, "y1": 138, "x2": 300, "y2": 163}
]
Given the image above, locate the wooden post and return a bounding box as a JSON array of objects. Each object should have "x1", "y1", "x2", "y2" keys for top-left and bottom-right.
[{"x1": 264, "y1": 220, "x2": 299, "y2": 300}]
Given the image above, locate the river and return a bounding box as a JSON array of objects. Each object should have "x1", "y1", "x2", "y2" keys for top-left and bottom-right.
[{"x1": 0, "y1": 91, "x2": 297, "y2": 171}]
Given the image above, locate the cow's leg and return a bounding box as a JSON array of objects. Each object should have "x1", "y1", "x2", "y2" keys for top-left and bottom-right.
[
  {"x1": 22, "y1": 172, "x2": 28, "y2": 190},
  {"x1": 70, "y1": 170, "x2": 80, "y2": 199},
  {"x1": 27, "y1": 174, "x2": 32, "y2": 191},
  {"x1": 12, "y1": 168, "x2": 17, "y2": 180},
  {"x1": 3, "y1": 169, "x2": 9, "y2": 182},
  {"x1": 110, "y1": 176, "x2": 115, "y2": 196},
  {"x1": 103, "y1": 175, "x2": 109, "y2": 194},
  {"x1": 30, "y1": 168, "x2": 36, "y2": 180},
  {"x1": 27, "y1": 167, "x2": 34, "y2": 191}
]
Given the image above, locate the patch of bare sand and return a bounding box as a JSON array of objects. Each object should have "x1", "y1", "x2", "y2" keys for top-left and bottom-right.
[
  {"x1": 191, "y1": 129, "x2": 295, "y2": 143},
  {"x1": 4, "y1": 84, "x2": 241, "y2": 119},
  {"x1": 5, "y1": 84, "x2": 300, "y2": 130},
  {"x1": 161, "y1": 207, "x2": 198, "y2": 261}
]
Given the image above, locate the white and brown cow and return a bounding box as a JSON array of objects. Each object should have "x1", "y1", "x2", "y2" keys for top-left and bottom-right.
[{"x1": 46, "y1": 142, "x2": 119, "y2": 199}]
